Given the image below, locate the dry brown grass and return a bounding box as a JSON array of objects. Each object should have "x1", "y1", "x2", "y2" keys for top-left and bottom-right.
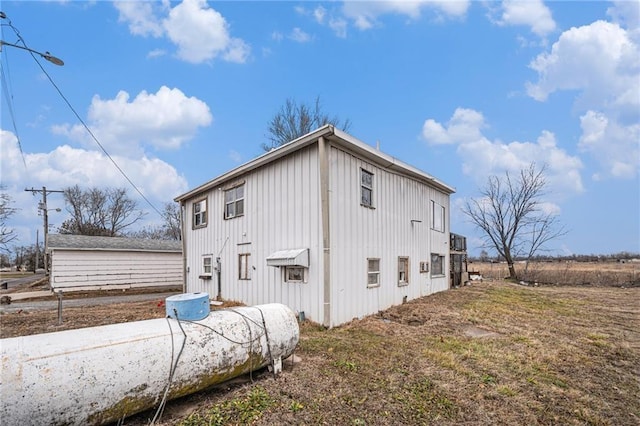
[
  {"x1": 157, "y1": 281, "x2": 639, "y2": 425},
  {"x1": 2, "y1": 281, "x2": 638, "y2": 425},
  {"x1": 470, "y1": 260, "x2": 640, "y2": 287}
]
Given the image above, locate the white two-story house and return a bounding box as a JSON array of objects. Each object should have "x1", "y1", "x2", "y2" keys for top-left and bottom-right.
[{"x1": 175, "y1": 125, "x2": 454, "y2": 327}]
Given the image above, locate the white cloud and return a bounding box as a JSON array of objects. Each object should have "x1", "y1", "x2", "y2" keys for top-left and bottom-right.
[
  {"x1": 526, "y1": 19, "x2": 640, "y2": 179},
  {"x1": 163, "y1": 0, "x2": 250, "y2": 64},
  {"x1": 290, "y1": 27, "x2": 312, "y2": 43},
  {"x1": 579, "y1": 110, "x2": 640, "y2": 180},
  {"x1": 526, "y1": 21, "x2": 638, "y2": 108},
  {"x1": 422, "y1": 108, "x2": 584, "y2": 196},
  {"x1": 1, "y1": 130, "x2": 188, "y2": 228},
  {"x1": 146, "y1": 48, "x2": 167, "y2": 59},
  {"x1": 114, "y1": 1, "x2": 165, "y2": 37},
  {"x1": 496, "y1": 0, "x2": 556, "y2": 37},
  {"x1": 422, "y1": 108, "x2": 485, "y2": 145},
  {"x1": 303, "y1": 4, "x2": 348, "y2": 37},
  {"x1": 329, "y1": 17, "x2": 348, "y2": 38},
  {"x1": 52, "y1": 86, "x2": 212, "y2": 157},
  {"x1": 607, "y1": 1, "x2": 640, "y2": 33},
  {"x1": 342, "y1": 0, "x2": 470, "y2": 30},
  {"x1": 314, "y1": 6, "x2": 326, "y2": 24},
  {"x1": 115, "y1": 0, "x2": 250, "y2": 64}
]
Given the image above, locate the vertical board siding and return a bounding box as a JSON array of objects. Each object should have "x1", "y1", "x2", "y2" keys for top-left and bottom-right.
[
  {"x1": 329, "y1": 145, "x2": 449, "y2": 326},
  {"x1": 183, "y1": 139, "x2": 451, "y2": 327},
  {"x1": 50, "y1": 250, "x2": 182, "y2": 290},
  {"x1": 184, "y1": 145, "x2": 323, "y2": 322}
]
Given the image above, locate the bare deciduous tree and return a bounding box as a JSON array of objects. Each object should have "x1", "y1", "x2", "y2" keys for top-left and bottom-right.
[
  {"x1": 129, "y1": 202, "x2": 181, "y2": 240},
  {"x1": 263, "y1": 96, "x2": 351, "y2": 151},
  {"x1": 0, "y1": 186, "x2": 18, "y2": 252},
  {"x1": 58, "y1": 185, "x2": 146, "y2": 237},
  {"x1": 463, "y1": 163, "x2": 567, "y2": 280}
]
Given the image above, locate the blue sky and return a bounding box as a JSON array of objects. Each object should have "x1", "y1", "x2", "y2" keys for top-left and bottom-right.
[{"x1": 1, "y1": 0, "x2": 638, "y2": 257}]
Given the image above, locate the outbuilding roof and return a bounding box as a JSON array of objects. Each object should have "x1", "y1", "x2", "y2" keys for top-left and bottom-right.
[
  {"x1": 47, "y1": 234, "x2": 182, "y2": 253},
  {"x1": 175, "y1": 125, "x2": 455, "y2": 202}
]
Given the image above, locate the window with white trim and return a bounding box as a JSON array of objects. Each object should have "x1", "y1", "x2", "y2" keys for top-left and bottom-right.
[
  {"x1": 201, "y1": 255, "x2": 213, "y2": 279},
  {"x1": 239, "y1": 253, "x2": 250, "y2": 280},
  {"x1": 398, "y1": 257, "x2": 409, "y2": 286},
  {"x1": 224, "y1": 184, "x2": 245, "y2": 219},
  {"x1": 431, "y1": 253, "x2": 444, "y2": 276},
  {"x1": 431, "y1": 200, "x2": 445, "y2": 232},
  {"x1": 238, "y1": 253, "x2": 251, "y2": 280},
  {"x1": 193, "y1": 198, "x2": 207, "y2": 229},
  {"x1": 361, "y1": 169, "x2": 374, "y2": 208},
  {"x1": 367, "y1": 258, "x2": 380, "y2": 288}
]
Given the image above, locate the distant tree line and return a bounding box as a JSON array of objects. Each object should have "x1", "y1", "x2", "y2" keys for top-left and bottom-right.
[{"x1": 468, "y1": 251, "x2": 640, "y2": 263}]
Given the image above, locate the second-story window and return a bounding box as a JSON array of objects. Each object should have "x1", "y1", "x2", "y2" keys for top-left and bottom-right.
[
  {"x1": 431, "y1": 200, "x2": 445, "y2": 232},
  {"x1": 361, "y1": 169, "x2": 374, "y2": 208},
  {"x1": 225, "y1": 184, "x2": 245, "y2": 219},
  {"x1": 193, "y1": 198, "x2": 207, "y2": 228}
]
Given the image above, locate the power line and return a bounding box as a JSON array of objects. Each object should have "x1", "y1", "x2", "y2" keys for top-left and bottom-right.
[
  {"x1": 0, "y1": 14, "x2": 27, "y2": 169},
  {"x1": 1, "y1": 14, "x2": 163, "y2": 218}
]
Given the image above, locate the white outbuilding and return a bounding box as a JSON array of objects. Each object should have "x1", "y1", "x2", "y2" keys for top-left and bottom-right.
[
  {"x1": 175, "y1": 125, "x2": 455, "y2": 327},
  {"x1": 47, "y1": 234, "x2": 182, "y2": 292}
]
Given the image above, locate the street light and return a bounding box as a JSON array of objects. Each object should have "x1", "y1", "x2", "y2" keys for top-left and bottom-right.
[{"x1": 0, "y1": 39, "x2": 64, "y2": 66}]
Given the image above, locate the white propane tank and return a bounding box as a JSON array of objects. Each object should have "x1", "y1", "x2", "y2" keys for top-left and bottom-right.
[{"x1": 0, "y1": 303, "x2": 299, "y2": 425}]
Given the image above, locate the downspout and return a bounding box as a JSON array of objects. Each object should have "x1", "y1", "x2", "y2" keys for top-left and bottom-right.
[
  {"x1": 318, "y1": 135, "x2": 331, "y2": 328},
  {"x1": 180, "y1": 202, "x2": 187, "y2": 293}
]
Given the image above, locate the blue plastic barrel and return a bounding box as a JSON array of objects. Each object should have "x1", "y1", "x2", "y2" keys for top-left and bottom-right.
[{"x1": 165, "y1": 292, "x2": 210, "y2": 321}]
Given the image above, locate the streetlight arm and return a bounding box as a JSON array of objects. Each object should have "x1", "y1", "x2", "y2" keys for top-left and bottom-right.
[{"x1": 0, "y1": 40, "x2": 64, "y2": 66}]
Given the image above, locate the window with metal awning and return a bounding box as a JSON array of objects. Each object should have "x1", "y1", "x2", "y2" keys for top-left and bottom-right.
[{"x1": 266, "y1": 248, "x2": 309, "y2": 267}]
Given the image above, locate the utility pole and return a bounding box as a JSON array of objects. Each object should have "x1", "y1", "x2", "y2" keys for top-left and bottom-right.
[{"x1": 25, "y1": 187, "x2": 64, "y2": 275}]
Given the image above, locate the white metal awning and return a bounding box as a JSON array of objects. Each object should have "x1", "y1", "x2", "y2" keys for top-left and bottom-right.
[{"x1": 266, "y1": 248, "x2": 309, "y2": 268}]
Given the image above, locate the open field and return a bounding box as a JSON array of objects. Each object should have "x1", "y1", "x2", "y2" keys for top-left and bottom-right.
[
  {"x1": 2, "y1": 280, "x2": 638, "y2": 425},
  {"x1": 470, "y1": 260, "x2": 640, "y2": 287}
]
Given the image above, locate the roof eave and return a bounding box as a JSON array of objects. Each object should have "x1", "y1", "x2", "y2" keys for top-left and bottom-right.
[
  {"x1": 175, "y1": 124, "x2": 455, "y2": 202},
  {"x1": 329, "y1": 128, "x2": 456, "y2": 194},
  {"x1": 174, "y1": 125, "x2": 335, "y2": 202}
]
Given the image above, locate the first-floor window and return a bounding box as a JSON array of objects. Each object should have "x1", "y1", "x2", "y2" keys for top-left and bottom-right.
[
  {"x1": 367, "y1": 258, "x2": 380, "y2": 288},
  {"x1": 239, "y1": 253, "x2": 250, "y2": 280},
  {"x1": 431, "y1": 253, "x2": 444, "y2": 276},
  {"x1": 202, "y1": 255, "x2": 213, "y2": 278},
  {"x1": 285, "y1": 267, "x2": 305, "y2": 283},
  {"x1": 398, "y1": 257, "x2": 409, "y2": 286}
]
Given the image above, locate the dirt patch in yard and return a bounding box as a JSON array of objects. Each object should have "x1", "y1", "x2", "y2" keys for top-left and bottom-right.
[{"x1": 2, "y1": 281, "x2": 639, "y2": 425}]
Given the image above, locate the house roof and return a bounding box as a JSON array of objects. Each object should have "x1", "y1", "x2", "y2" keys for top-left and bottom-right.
[
  {"x1": 47, "y1": 234, "x2": 182, "y2": 253},
  {"x1": 175, "y1": 125, "x2": 455, "y2": 202}
]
